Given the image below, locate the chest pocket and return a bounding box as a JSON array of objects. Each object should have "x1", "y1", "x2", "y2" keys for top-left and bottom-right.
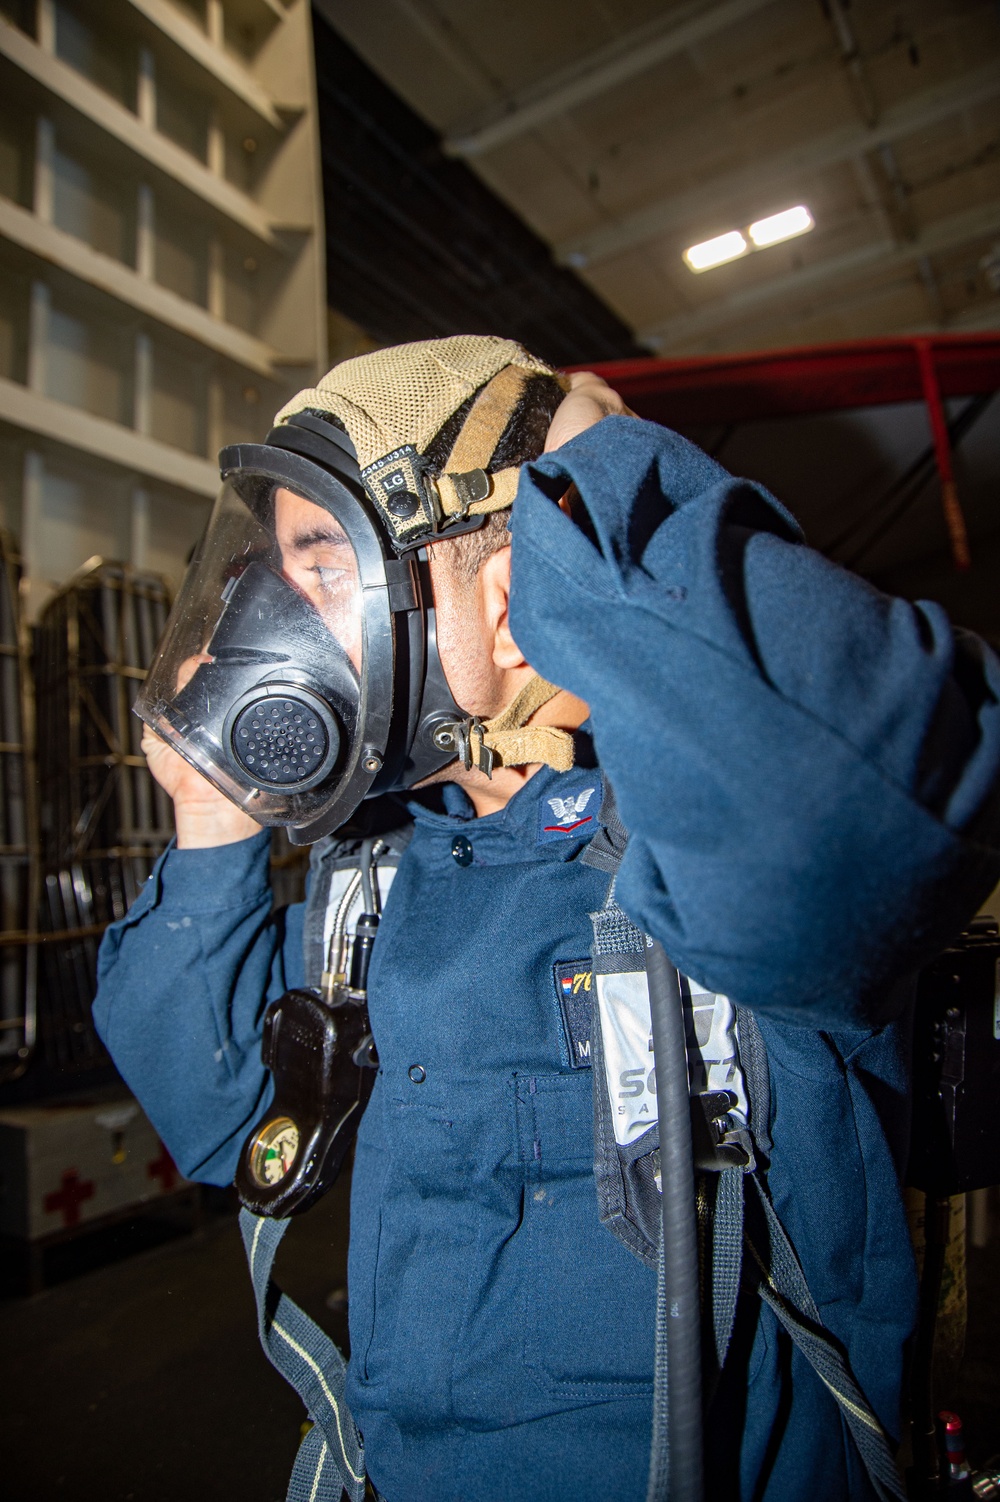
[
  {"x1": 515, "y1": 1073, "x2": 657, "y2": 1400},
  {"x1": 448, "y1": 1071, "x2": 657, "y2": 1426}
]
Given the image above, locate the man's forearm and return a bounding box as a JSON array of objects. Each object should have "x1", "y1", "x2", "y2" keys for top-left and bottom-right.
[{"x1": 92, "y1": 830, "x2": 290, "y2": 1184}]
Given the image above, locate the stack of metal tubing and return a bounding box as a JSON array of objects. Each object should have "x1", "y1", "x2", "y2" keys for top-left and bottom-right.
[
  {"x1": 0, "y1": 533, "x2": 37, "y2": 1083},
  {"x1": 4, "y1": 553, "x2": 305, "y2": 1089},
  {"x1": 33, "y1": 560, "x2": 174, "y2": 1077}
]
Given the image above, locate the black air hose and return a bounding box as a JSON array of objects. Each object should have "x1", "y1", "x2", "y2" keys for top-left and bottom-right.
[{"x1": 645, "y1": 940, "x2": 704, "y2": 1502}]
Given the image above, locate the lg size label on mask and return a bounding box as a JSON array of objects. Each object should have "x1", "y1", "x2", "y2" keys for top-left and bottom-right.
[
  {"x1": 362, "y1": 445, "x2": 432, "y2": 539},
  {"x1": 380, "y1": 467, "x2": 420, "y2": 518}
]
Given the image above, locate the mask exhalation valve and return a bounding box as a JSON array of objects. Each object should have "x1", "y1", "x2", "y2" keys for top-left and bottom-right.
[{"x1": 226, "y1": 685, "x2": 340, "y2": 790}]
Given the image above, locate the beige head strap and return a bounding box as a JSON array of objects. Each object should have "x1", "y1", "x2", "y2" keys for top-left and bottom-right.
[
  {"x1": 458, "y1": 675, "x2": 575, "y2": 777},
  {"x1": 434, "y1": 365, "x2": 529, "y2": 520}
]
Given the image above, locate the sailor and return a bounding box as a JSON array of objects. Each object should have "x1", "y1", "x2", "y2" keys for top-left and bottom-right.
[{"x1": 93, "y1": 336, "x2": 1000, "y2": 1502}]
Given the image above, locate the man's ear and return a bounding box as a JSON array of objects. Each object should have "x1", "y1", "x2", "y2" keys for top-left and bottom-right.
[{"x1": 479, "y1": 544, "x2": 527, "y2": 672}]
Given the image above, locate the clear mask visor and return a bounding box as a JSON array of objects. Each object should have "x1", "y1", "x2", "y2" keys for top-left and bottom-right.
[{"x1": 137, "y1": 475, "x2": 368, "y2": 829}]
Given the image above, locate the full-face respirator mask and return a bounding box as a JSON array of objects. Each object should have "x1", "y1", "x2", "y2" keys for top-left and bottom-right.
[{"x1": 136, "y1": 337, "x2": 569, "y2": 845}]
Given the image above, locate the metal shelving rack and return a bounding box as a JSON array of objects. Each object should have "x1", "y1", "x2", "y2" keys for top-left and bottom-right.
[
  {"x1": 0, "y1": 532, "x2": 38, "y2": 1084},
  {"x1": 32, "y1": 560, "x2": 174, "y2": 1076}
]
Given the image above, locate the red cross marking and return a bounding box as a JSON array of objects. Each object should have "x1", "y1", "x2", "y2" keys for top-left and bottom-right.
[
  {"x1": 148, "y1": 1144, "x2": 179, "y2": 1192},
  {"x1": 43, "y1": 1168, "x2": 96, "y2": 1228}
]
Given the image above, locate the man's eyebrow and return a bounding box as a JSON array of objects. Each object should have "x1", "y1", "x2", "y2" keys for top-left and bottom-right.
[{"x1": 288, "y1": 525, "x2": 350, "y2": 550}]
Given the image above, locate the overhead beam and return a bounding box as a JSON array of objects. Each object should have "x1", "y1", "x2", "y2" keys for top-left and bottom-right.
[
  {"x1": 558, "y1": 61, "x2": 1000, "y2": 268},
  {"x1": 638, "y1": 200, "x2": 1000, "y2": 349},
  {"x1": 442, "y1": 0, "x2": 776, "y2": 159}
]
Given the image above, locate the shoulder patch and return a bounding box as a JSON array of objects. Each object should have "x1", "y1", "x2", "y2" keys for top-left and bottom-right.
[
  {"x1": 553, "y1": 961, "x2": 594, "y2": 1068},
  {"x1": 538, "y1": 783, "x2": 598, "y2": 844}
]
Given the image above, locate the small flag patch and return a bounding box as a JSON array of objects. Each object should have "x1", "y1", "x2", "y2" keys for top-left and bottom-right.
[{"x1": 553, "y1": 960, "x2": 593, "y2": 1069}]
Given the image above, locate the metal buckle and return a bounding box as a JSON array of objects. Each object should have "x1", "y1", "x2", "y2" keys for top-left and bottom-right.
[
  {"x1": 436, "y1": 716, "x2": 495, "y2": 778},
  {"x1": 691, "y1": 1089, "x2": 754, "y2": 1171},
  {"x1": 448, "y1": 468, "x2": 492, "y2": 519}
]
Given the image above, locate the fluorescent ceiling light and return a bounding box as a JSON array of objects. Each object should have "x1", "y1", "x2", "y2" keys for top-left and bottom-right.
[
  {"x1": 748, "y1": 205, "x2": 814, "y2": 247},
  {"x1": 684, "y1": 230, "x2": 748, "y2": 272}
]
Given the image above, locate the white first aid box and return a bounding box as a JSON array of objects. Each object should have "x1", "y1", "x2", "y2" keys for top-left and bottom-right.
[{"x1": 0, "y1": 1088, "x2": 189, "y2": 1242}]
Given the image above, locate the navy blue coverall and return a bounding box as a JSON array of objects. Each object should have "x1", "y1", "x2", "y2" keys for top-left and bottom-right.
[{"x1": 93, "y1": 417, "x2": 1000, "y2": 1502}]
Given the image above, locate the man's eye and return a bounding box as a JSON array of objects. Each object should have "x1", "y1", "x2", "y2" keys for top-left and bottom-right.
[{"x1": 313, "y1": 565, "x2": 346, "y2": 586}]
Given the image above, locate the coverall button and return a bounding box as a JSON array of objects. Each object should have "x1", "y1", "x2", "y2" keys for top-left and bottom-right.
[
  {"x1": 408, "y1": 1064, "x2": 426, "y2": 1083},
  {"x1": 451, "y1": 835, "x2": 473, "y2": 867}
]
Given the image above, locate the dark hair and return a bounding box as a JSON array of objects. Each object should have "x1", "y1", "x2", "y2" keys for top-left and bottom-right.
[{"x1": 421, "y1": 373, "x2": 565, "y2": 475}]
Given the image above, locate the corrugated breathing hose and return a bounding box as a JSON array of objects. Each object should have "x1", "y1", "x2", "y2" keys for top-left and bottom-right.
[{"x1": 645, "y1": 939, "x2": 704, "y2": 1502}]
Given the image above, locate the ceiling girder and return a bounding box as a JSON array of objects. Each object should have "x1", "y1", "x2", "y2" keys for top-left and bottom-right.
[
  {"x1": 441, "y1": 0, "x2": 777, "y2": 159},
  {"x1": 310, "y1": 9, "x2": 642, "y2": 363},
  {"x1": 639, "y1": 200, "x2": 1000, "y2": 348},
  {"x1": 558, "y1": 60, "x2": 1000, "y2": 268}
]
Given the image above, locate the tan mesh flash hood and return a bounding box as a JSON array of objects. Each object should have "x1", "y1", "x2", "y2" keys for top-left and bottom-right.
[
  {"x1": 274, "y1": 336, "x2": 575, "y2": 776},
  {"x1": 274, "y1": 336, "x2": 566, "y2": 550}
]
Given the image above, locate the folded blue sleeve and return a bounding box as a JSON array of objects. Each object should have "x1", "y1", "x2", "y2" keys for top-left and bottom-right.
[
  {"x1": 509, "y1": 416, "x2": 1000, "y2": 1027},
  {"x1": 92, "y1": 830, "x2": 305, "y2": 1184}
]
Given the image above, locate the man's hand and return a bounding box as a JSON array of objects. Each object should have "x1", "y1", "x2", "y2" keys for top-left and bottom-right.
[
  {"x1": 544, "y1": 371, "x2": 635, "y2": 452},
  {"x1": 144, "y1": 725, "x2": 262, "y2": 848},
  {"x1": 144, "y1": 652, "x2": 262, "y2": 849}
]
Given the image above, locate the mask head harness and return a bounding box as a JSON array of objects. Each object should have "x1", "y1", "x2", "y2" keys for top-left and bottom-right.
[
  {"x1": 136, "y1": 337, "x2": 574, "y2": 844},
  {"x1": 275, "y1": 338, "x2": 558, "y2": 553}
]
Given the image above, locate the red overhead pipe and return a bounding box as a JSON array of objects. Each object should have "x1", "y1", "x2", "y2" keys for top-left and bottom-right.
[
  {"x1": 582, "y1": 334, "x2": 1000, "y2": 572},
  {"x1": 915, "y1": 340, "x2": 971, "y2": 571},
  {"x1": 581, "y1": 333, "x2": 1000, "y2": 428}
]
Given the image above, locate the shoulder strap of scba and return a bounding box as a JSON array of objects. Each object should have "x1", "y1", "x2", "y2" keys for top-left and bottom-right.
[
  {"x1": 586, "y1": 788, "x2": 906, "y2": 1501},
  {"x1": 239, "y1": 1209, "x2": 365, "y2": 1502}
]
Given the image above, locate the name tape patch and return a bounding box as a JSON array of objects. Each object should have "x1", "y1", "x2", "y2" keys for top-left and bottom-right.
[{"x1": 554, "y1": 960, "x2": 593, "y2": 1069}]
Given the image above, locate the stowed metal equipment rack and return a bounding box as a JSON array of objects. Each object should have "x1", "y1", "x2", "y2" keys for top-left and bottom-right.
[
  {"x1": 32, "y1": 559, "x2": 174, "y2": 1078},
  {"x1": 0, "y1": 532, "x2": 38, "y2": 1084}
]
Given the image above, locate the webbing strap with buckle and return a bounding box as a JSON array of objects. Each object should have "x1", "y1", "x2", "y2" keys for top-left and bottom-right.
[
  {"x1": 239, "y1": 1209, "x2": 366, "y2": 1502},
  {"x1": 588, "y1": 821, "x2": 906, "y2": 1500},
  {"x1": 707, "y1": 1165, "x2": 745, "y2": 1374},
  {"x1": 740, "y1": 1175, "x2": 907, "y2": 1501}
]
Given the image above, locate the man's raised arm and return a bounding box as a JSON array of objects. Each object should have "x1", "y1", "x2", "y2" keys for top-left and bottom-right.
[{"x1": 510, "y1": 410, "x2": 1000, "y2": 1027}]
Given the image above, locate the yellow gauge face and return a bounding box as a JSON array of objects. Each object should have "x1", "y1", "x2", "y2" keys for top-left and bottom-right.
[{"x1": 250, "y1": 1116, "x2": 300, "y2": 1187}]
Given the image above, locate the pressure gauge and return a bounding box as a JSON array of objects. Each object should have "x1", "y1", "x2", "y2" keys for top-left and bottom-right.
[{"x1": 249, "y1": 1116, "x2": 300, "y2": 1186}]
